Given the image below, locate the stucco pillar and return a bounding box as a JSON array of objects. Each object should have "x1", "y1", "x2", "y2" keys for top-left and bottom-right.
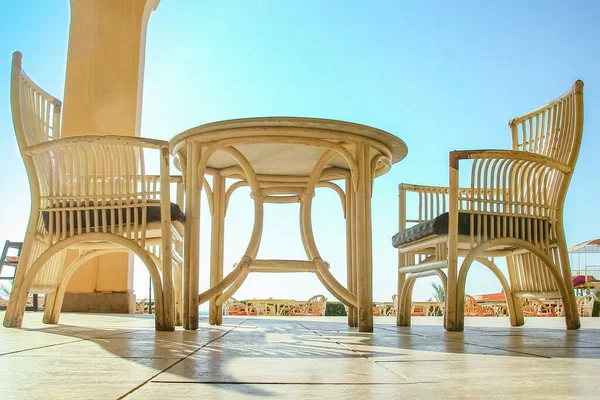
[{"x1": 60, "y1": 0, "x2": 160, "y2": 313}]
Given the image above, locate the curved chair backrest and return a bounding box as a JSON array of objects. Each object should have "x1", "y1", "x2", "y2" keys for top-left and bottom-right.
[
  {"x1": 505, "y1": 81, "x2": 585, "y2": 225},
  {"x1": 509, "y1": 80, "x2": 584, "y2": 172},
  {"x1": 11, "y1": 52, "x2": 67, "y2": 208},
  {"x1": 11, "y1": 52, "x2": 65, "y2": 227},
  {"x1": 306, "y1": 294, "x2": 327, "y2": 316},
  {"x1": 464, "y1": 294, "x2": 478, "y2": 307},
  {"x1": 10, "y1": 52, "x2": 66, "y2": 289},
  {"x1": 506, "y1": 81, "x2": 584, "y2": 297},
  {"x1": 577, "y1": 294, "x2": 595, "y2": 317},
  {"x1": 11, "y1": 52, "x2": 62, "y2": 150}
]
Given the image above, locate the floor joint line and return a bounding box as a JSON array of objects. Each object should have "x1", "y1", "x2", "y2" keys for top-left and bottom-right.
[
  {"x1": 0, "y1": 328, "x2": 144, "y2": 357},
  {"x1": 118, "y1": 318, "x2": 248, "y2": 399},
  {"x1": 294, "y1": 321, "x2": 413, "y2": 380},
  {"x1": 374, "y1": 325, "x2": 551, "y2": 359}
]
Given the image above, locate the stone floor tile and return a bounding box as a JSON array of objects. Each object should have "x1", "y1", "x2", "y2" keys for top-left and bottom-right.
[
  {"x1": 1, "y1": 312, "x2": 600, "y2": 399},
  {"x1": 0, "y1": 355, "x2": 173, "y2": 400}
]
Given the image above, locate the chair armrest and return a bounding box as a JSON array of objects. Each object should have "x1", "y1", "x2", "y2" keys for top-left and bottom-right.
[
  {"x1": 397, "y1": 183, "x2": 451, "y2": 226},
  {"x1": 449, "y1": 149, "x2": 571, "y2": 174},
  {"x1": 399, "y1": 183, "x2": 488, "y2": 197},
  {"x1": 24, "y1": 135, "x2": 168, "y2": 155},
  {"x1": 399, "y1": 183, "x2": 450, "y2": 194}
]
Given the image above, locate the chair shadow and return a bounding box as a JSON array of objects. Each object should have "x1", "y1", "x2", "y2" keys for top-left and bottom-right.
[{"x1": 9, "y1": 313, "x2": 600, "y2": 397}]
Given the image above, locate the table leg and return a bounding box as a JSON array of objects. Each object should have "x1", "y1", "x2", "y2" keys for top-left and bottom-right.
[
  {"x1": 355, "y1": 143, "x2": 373, "y2": 332},
  {"x1": 175, "y1": 182, "x2": 185, "y2": 326},
  {"x1": 300, "y1": 151, "x2": 358, "y2": 314},
  {"x1": 209, "y1": 175, "x2": 226, "y2": 325},
  {"x1": 345, "y1": 177, "x2": 357, "y2": 327},
  {"x1": 184, "y1": 142, "x2": 201, "y2": 330},
  {"x1": 160, "y1": 147, "x2": 175, "y2": 331}
]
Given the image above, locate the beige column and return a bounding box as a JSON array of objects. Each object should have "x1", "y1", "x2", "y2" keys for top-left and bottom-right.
[{"x1": 60, "y1": 0, "x2": 160, "y2": 313}]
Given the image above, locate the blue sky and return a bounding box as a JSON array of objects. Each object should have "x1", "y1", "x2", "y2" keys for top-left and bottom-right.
[{"x1": 1, "y1": 1, "x2": 599, "y2": 304}]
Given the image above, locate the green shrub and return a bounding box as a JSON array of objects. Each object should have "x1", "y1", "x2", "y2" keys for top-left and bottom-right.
[
  {"x1": 325, "y1": 301, "x2": 347, "y2": 316},
  {"x1": 593, "y1": 298, "x2": 600, "y2": 317}
]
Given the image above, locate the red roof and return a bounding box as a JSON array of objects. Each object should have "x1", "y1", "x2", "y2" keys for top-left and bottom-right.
[{"x1": 472, "y1": 292, "x2": 506, "y2": 302}]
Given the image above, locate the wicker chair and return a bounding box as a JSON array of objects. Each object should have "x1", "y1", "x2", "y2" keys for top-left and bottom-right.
[
  {"x1": 224, "y1": 298, "x2": 257, "y2": 316},
  {"x1": 393, "y1": 81, "x2": 584, "y2": 331},
  {"x1": 521, "y1": 298, "x2": 556, "y2": 317},
  {"x1": 464, "y1": 294, "x2": 494, "y2": 317},
  {"x1": 410, "y1": 304, "x2": 426, "y2": 316},
  {"x1": 3, "y1": 52, "x2": 184, "y2": 331},
  {"x1": 386, "y1": 294, "x2": 398, "y2": 316},
  {"x1": 577, "y1": 294, "x2": 596, "y2": 317},
  {"x1": 288, "y1": 294, "x2": 327, "y2": 316},
  {"x1": 135, "y1": 298, "x2": 148, "y2": 314}
]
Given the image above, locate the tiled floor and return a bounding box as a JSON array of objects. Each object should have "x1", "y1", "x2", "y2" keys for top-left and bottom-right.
[{"x1": 1, "y1": 313, "x2": 599, "y2": 399}]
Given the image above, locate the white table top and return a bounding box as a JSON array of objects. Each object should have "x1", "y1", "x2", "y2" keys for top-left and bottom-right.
[{"x1": 170, "y1": 117, "x2": 407, "y2": 177}]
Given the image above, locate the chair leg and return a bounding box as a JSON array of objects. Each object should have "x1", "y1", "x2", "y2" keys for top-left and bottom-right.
[
  {"x1": 43, "y1": 276, "x2": 71, "y2": 325},
  {"x1": 452, "y1": 289, "x2": 466, "y2": 332},
  {"x1": 396, "y1": 272, "x2": 406, "y2": 326},
  {"x1": 555, "y1": 236, "x2": 581, "y2": 330},
  {"x1": 562, "y1": 285, "x2": 581, "y2": 330},
  {"x1": 149, "y1": 254, "x2": 175, "y2": 331},
  {"x1": 472, "y1": 257, "x2": 524, "y2": 327},
  {"x1": 446, "y1": 258, "x2": 465, "y2": 332},
  {"x1": 445, "y1": 287, "x2": 462, "y2": 331},
  {"x1": 174, "y1": 266, "x2": 183, "y2": 326},
  {"x1": 503, "y1": 256, "x2": 524, "y2": 327},
  {"x1": 152, "y1": 275, "x2": 175, "y2": 332},
  {"x1": 40, "y1": 251, "x2": 99, "y2": 326},
  {"x1": 445, "y1": 247, "x2": 461, "y2": 331},
  {"x1": 162, "y1": 255, "x2": 175, "y2": 331},
  {"x1": 42, "y1": 293, "x2": 59, "y2": 324},
  {"x1": 153, "y1": 291, "x2": 165, "y2": 331},
  {"x1": 508, "y1": 291, "x2": 524, "y2": 327},
  {"x1": 398, "y1": 279, "x2": 414, "y2": 326},
  {"x1": 3, "y1": 279, "x2": 29, "y2": 328}
]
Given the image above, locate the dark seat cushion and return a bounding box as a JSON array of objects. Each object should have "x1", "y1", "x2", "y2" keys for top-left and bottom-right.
[
  {"x1": 392, "y1": 212, "x2": 550, "y2": 248},
  {"x1": 42, "y1": 200, "x2": 185, "y2": 233}
]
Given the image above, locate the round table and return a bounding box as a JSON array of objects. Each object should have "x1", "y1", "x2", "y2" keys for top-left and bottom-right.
[{"x1": 170, "y1": 117, "x2": 407, "y2": 332}]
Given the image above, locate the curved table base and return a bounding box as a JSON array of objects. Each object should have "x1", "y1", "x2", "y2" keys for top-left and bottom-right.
[{"x1": 179, "y1": 132, "x2": 396, "y2": 332}]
